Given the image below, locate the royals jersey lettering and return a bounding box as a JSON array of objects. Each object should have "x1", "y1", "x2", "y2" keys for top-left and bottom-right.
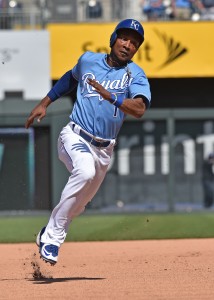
[{"x1": 71, "y1": 51, "x2": 151, "y2": 140}]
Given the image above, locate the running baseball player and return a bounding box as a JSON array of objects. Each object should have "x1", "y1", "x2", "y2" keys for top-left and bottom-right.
[{"x1": 25, "y1": 19, "x2": 151, "y2": 265}]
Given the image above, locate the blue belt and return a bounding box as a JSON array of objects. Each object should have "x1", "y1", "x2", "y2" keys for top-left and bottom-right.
[{"x1": 72, "y1": 124, "x2": 111, "y2": 148}]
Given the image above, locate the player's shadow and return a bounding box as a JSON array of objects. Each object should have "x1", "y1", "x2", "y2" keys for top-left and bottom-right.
[{"x1": 29, "y1": 277, "x2": 105, "y2": 284}]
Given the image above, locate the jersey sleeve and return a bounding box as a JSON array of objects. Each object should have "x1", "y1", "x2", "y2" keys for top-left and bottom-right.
[
  {"x1": 129, "y1": 72, "x2": 151, "y2": 108},
  {"x1": 47, "y1": 70, "x2": 78, "y2": 101},
  {"x1": 71, "y1": 63, "x2": 79, "y2": 80},
  {"x1": 71, "y1": 52, "x2": 89, "y2": 80}
]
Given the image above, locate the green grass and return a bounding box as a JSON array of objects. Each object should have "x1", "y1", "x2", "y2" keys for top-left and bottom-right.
[{"x1": 0, "y1": 212, "x2": 214, "y2": 243}]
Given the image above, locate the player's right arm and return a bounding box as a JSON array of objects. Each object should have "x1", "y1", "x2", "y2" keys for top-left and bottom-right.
[{"x1": 25, "y1": 70, "x2": 78, "y2": 129}]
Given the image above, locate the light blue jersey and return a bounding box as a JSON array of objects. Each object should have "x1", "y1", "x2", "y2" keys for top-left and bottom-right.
[{"x1": 70, "y1": 51, "x2": 151, "y2": 140}]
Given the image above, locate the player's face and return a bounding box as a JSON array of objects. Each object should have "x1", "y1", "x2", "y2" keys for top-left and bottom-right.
[{"x1": 112, "y1": 29, "x2": 141, "y2": 63}]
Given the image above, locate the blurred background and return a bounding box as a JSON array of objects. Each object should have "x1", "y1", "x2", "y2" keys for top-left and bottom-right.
[
  {"x1": 0, "y1": 0, "x2": 214, "y2": 28},
  {"x1": 0, "y1": 0, "x2": 214, "y2": 215},
  {"x1": 0, "y1": 0, "x2": 213, "y2": 29}
]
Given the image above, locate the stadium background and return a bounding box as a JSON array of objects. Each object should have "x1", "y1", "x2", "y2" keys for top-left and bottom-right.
[{"x1": 0, "y1": 0, "x2": 214, "y2": 214}]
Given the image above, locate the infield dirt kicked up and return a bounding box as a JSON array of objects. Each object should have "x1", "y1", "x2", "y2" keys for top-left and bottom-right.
[{"x1": 0, "y1": 239, "x2": 214, "y2": 300}]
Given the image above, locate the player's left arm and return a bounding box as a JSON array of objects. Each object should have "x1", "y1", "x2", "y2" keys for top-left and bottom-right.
[
  {"x1": 117, "y1": 96, "x2": 147, "y2": 118},
  {"x1": 87, "y1": 78, "x2": 150, "y2": 119}
]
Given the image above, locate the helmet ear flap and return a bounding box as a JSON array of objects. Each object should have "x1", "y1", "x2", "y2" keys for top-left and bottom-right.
[{"x1": 110, "y1": 32, "x2": 117, "y2": 48}]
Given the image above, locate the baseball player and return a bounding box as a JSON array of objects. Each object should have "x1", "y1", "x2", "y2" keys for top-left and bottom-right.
[{"x1": 25, "y1": 19, "x2": 151, "y2": 265}]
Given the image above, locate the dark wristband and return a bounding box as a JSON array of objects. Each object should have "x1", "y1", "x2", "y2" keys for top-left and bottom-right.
[{"x1": 109, "y1": 93, "x2": 124, "y2": 108}]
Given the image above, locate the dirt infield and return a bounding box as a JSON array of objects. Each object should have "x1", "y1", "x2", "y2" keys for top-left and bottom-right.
[{"x1": 1, "y1": 239, "x2": 214, "y2": 300}]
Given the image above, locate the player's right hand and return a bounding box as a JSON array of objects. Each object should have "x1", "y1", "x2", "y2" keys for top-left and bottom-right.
[
  {"x1": 25, "y1": 105, "x2": 46, "y2": 129},
  {"x1": 25, "y1": 96, "x2": 52, "y2": 129}
]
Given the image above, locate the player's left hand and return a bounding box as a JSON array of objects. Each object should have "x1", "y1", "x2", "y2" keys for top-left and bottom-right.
[{"x1": 87, "y1": 78, "x2": 111, "y2": 101}]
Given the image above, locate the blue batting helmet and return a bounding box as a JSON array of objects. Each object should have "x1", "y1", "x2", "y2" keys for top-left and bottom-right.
[{"x1": 110, "y1": 19, "x2": 144, "y2": 48}]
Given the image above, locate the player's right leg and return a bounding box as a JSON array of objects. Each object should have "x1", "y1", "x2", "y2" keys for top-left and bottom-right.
[{"x1": 36, "y1": 123, "x2": 97, "y2": 264}]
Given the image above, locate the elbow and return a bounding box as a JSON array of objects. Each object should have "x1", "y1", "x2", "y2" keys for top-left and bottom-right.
[{"x1": 132, "y1": 100, "x2": 147, "y2": 118}]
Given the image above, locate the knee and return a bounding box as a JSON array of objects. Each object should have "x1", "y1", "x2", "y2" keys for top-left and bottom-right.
[
  {"x1": 75, "y1": 165, "x2": 96, "y2": 183},
  {"x1": 82, "y1": 167, "x2": 96, "y2": 182}
]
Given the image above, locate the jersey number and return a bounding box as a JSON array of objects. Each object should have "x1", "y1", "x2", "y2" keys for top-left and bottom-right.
[{"x1": 113, "y1": 107, "x2": 118, "y2": 117}]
